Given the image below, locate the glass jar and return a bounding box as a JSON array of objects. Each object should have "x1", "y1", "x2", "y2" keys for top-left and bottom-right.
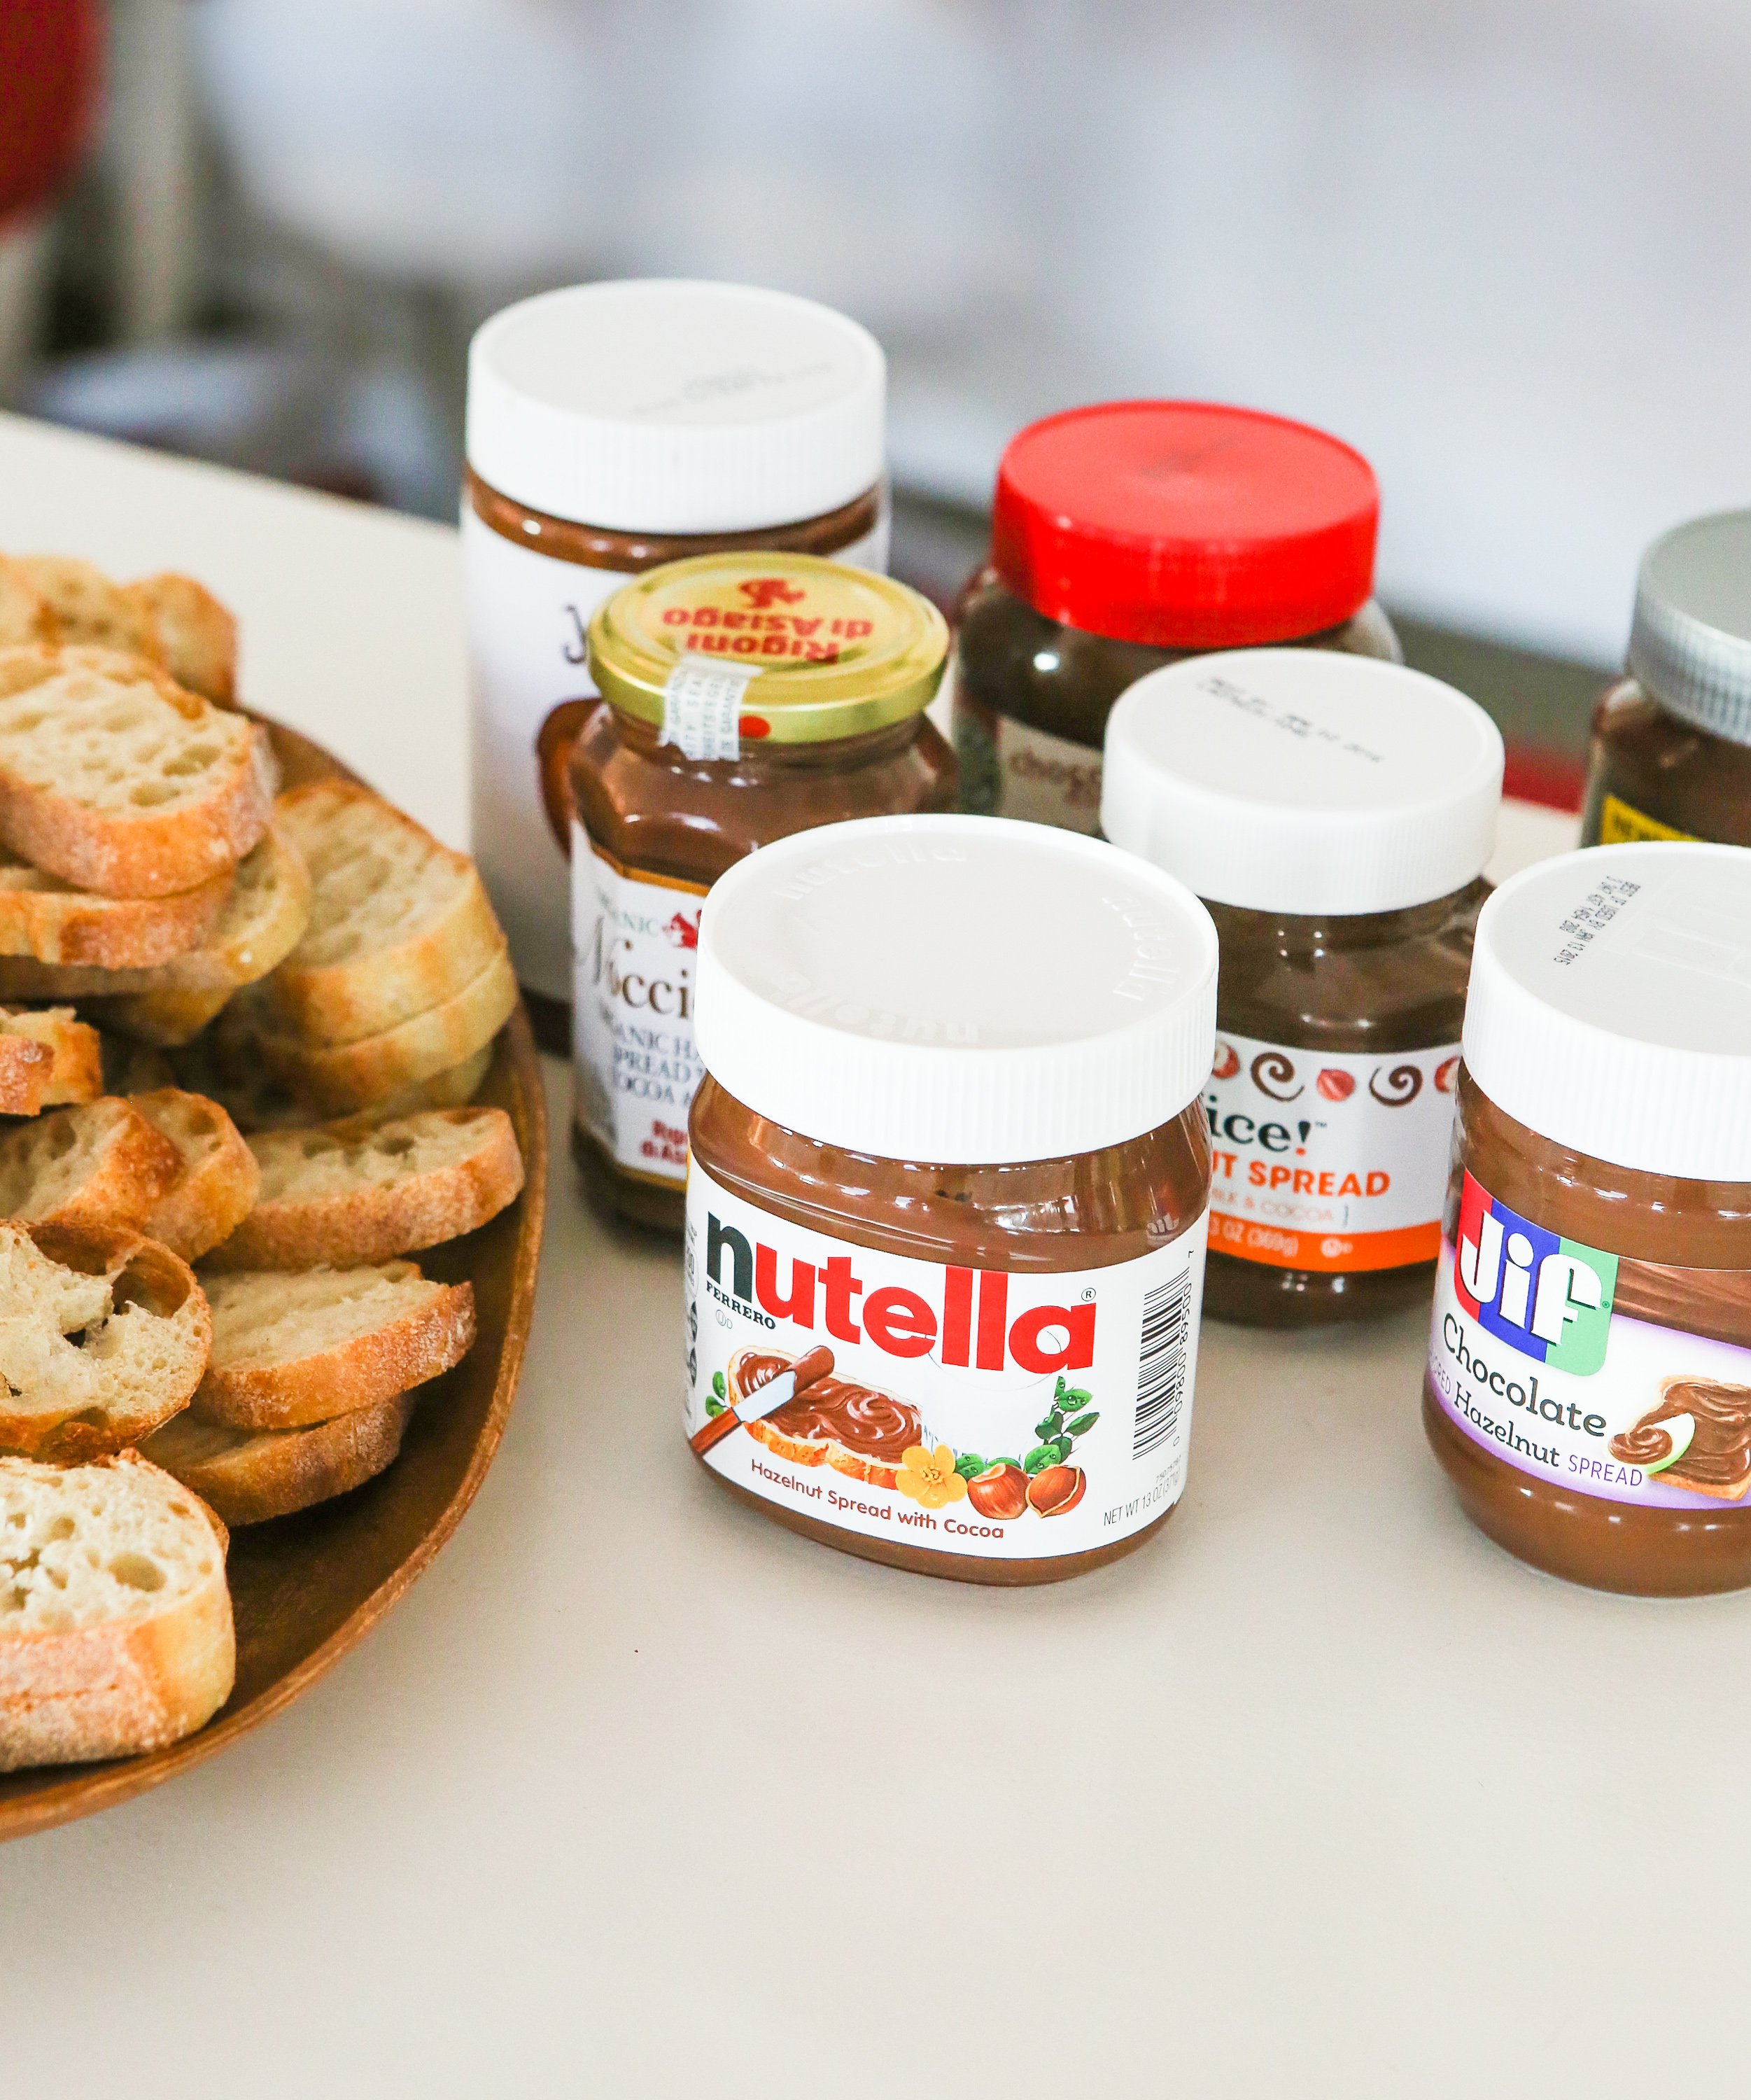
[
  {"x1": 1103, "y1": 650, "x2": 1503, "y2": 1327},
  {"x1": 952, "y1": 400, "x2": 1399, "y2": 833},
  {"x1": 684, "y1": 814, "x2": 1217, "y2": 1584},
  {"x1": 1423, "y1": 843, "x2": 1751, "y2": 1595},
  {"x1": 570, "y1": 553, "x2": 955, "y2": 1233},
  {"x1": 1581, "y1": 510, "x2": 1751, "y2": 848}
]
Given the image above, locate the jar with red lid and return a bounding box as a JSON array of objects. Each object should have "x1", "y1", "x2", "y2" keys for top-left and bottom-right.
[{"x1": 952, "y1": 401, "x2": 1399, "y2": 833}]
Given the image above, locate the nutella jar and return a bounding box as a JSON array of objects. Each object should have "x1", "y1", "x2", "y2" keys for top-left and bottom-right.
[
  {"x1": 464, "y1": 279, "x2": 887, "y2": 1040},
  {"x1": 1581, "y1": 511, "x2": 1751, "y2": 849},
  {"x1": 952, "y1": 400, "x2": 1400, "y2": 833},
  {"x1": 572, "y1": 553, "x2": 955, "y2": 1231},
  {"x1": 1424, "y1": 844, "x2": 1751, "y2": 1595},
  {"x1": 1104, "y1": 650, "x2": 1503, "y2": 1327},
  {"x1": 684, "y1": 814, "x2": 1217, "y2": 1586}
]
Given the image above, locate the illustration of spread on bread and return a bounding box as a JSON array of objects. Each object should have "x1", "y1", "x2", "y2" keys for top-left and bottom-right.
[
  {"x1": 1609, "y1": 1378, "x2": 1751, "y2": 1499},
  {"x1": 0, "y1": 552, "x2": 528, "y2": 1773}
]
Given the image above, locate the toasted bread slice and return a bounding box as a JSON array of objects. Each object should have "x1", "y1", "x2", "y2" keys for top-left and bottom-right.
[
  {"x1": 194, "y1": 1261, "x2": 474, "y2": 1430},
  {"x1": 0, "y1": 1096, "x2": 183, "y2": 1233},
  {"x1": 15, "y1": 556, "x2": 160, "y2": 662},
  {"x1": 0, "y1": 1007, "x2": 101, "y2": 1116},
  {"x1": 269, "y1": 780, "x2": 506, "y2": 1043},
  {"x1": 0, "y1": 646, "x2": 275, "y2": 898},
  {"x1": 132, "y1": 1089, "x2": 259, "y2": 1264},
  {"x1": 0, "y1": 1449, "x2": 232, "y2": 1771},
  {"x1": 0, "y1": 852, "x2": 232, "y2": 969},
  {"x1": 0, "y1": 556, "x2": 53, "y2": 648},
  {"x1": 141, "y1": 1393, "x2": 413, "y2": 1526},
  {"x1": 124, "y1": 574, "x2": 237, "y2": 706},
  {"x1": 169, "y1": 1032, "x2": 493, "y2": 1134},
  {"x1": 0, "y1": 1224, "x2": 211, "y2": 1460},
  {"x1": 207, "y1": 1106, "x2": 522, "y2": 1270}
]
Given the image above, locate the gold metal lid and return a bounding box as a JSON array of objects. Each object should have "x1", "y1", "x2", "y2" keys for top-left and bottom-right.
[{"x1": 587, "y1": 552, "x2": 948, "y2": 744}]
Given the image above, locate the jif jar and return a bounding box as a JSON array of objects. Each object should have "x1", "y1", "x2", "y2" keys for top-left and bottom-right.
[
  {"x1": 570, "y1": 552, "x2": 955, "y2": 1231},
  {"x1": 1103, "y1": 649, "x2": 1503, "y2": 1327},
  {"x1": 952, "y1": 400, "x2": 1399, "y2": 833}
]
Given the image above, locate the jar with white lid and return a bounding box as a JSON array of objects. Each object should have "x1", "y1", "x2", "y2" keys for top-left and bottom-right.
[
  {"x1": 684, "y1": 813, "x2": 1217, "y2": 1585},
  {"x1": 463, "y1": 279, "x2": 888, "y2": 1044},
  {"x1": 1103, "y1": 649, "x2": 1503, "y2": 1329}
]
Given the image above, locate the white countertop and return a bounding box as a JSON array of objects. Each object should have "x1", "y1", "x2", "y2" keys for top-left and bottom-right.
[{"x1": 3, "y1": 416, "x2": 1724, "y2": 2100}]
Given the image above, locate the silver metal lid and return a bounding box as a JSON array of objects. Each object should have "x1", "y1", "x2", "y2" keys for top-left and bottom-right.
[{"x1": 1628, "y1": 510, "x2": 1751, "y2": 746}]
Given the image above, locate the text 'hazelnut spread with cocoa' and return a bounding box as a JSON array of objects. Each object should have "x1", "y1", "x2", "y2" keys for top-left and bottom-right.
[
  {"x1": 1104, "y1": 650, "x2": 1503, "y2": 1327},
  {"x1": 684, "y1": 813, "x2": 1218, "y2": 1585},
  {"x1": 1423, "y1": 843, "x2": 1751, "y2": 1595}
]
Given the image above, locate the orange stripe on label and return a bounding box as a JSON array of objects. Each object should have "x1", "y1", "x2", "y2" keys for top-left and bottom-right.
[{"x1": 1208, "y1": 1212, "x2": 1440, "y2": 1274}]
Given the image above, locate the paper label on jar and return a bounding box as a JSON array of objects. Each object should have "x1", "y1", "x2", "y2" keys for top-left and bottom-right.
[
  {"x1": 1596, "y1": 793, "x2": 1696, "y2": 845},
  {"x1": 1204, "y1": 1032, "x2": 1461, "y2": 1273},
  {"x1": 1428, "y1": 1169, "x2": 1751, "y2": 1509},
  {"x1": 952, "y1": 692, "x2": 1103, "y2": 834},
  {"x1": 658, "y1": 658, "x2": 759, "y2": 762},
  {"x1": 572, "y1": 825, "x2": 707, "y2": 1187},
  {"x1": 683, "y1": 1160, "x2": 1208, "y2": 1560}
]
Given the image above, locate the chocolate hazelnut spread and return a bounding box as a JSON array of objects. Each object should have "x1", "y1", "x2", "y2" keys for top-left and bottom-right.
[
  {"x1": 568, "y1": 553, "x2": 955, "y2": 1231},
  {"x1": 1103, "y1": 650, "x2": 1503, "y2": 1326},
  {"x1": 463, "y1": 279, "x2": 888, "y2": 1040},
  {"x1": 683, "y1": 813, "x2": 1218, "y2": 1585},
  {"x1": 1582, "y1": 511, "x2": 1751, "y2": 850},
  {"x1": 1422, "y1": 844, "x2": 1751, "y2": 1595},
  {"x1": 952, "y1": 401, "x2": 1398, "y2": 834}
]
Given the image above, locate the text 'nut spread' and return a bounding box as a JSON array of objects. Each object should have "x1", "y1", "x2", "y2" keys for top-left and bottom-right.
[
  {"x1": 1423, "y1": 843, "x2": 1751, "y2": 1595},
  {"x1": 683, "y1": 813, "x2": 1217, "y2": 1585},
  {"x1": 1104, "y1": 650, "x2": 1503, "y2": 1328}
]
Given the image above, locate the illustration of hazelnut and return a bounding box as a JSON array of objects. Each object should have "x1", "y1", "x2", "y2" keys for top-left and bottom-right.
[
  {"x1": 1027, "y1": 1464, "x2": 1086, "y2": 1518},
  {"x1": 1434, "y1": 1055, "x2": 1460, "y2": 1094},
  {"x1": 1211, "y1": 1041, "x2": 1241, "y2": 1082},
  {"x1": 966, "y1": 1463, "x2": 1030, "y2": 1520},
  {"x1": 1316, "y1": 1068, "x2": 1355, "y2": 1102}
]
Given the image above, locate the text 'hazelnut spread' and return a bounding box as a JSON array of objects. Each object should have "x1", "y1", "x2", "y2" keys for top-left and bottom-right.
[
  {"x1": 1423, "y1": 844, "x2": 1751, "y2": 1595},
  {"x1": 684, "y1": 813, "x2": 1217, "y2": 1584},
  {"x1": 571, "y1": 554, "x2": 953, "y2": 1230},
  {"x1": 1104, "y1": 650, "x2": 1503, "y2": 1327}
]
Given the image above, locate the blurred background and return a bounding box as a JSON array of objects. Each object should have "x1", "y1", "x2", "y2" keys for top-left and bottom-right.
[{"x1": 7, "y1": 0, "x2": 1750, "y2": 804}]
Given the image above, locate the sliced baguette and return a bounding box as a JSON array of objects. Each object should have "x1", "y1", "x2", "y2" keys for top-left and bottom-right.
[
  {"x1": 0, "y1": 1007, "x2": 101, "y2": 1116},
  {"x1": 0, "y1": 1449, "x2": 232, "y2": 1771},
  {"x1": 207, "y1": 1106, "x2": 523, "y2": 1270},
  {"x1": 141, "y1": 1394, "x2": 414, "y2": 1527},
  {"x1": 0, "y1": 852, "x2": 231, "y2": 968},
  {"x1": 269, "y1": 779, "x2": 506, "y2": 1043},
  {"x1": 0, "y1": 556, "x2": 53, "y2": 648},
  {"x1": 124, "y1": 573, "x2": 237, "y2": 706},
  {"x1": 194, "y1": 1261, "x2": 474, "y2": 1430},
  {"x1": 0, "y1": 645, "x2": 275, "y2": 898},
  {"x1": 169, "y1": 1033, "x2": 493, "y2": 1134},
  {"x1": 0, "y1": 1097, "x2": 183, "y2": 1233},
  {"x1": 15, "y1": 556, "x2": 159, "y2": 662},
  {"x1": 0, "y1": 1224, "x2": 211, "y2": 1460},
  {"x1": 132, "y1": 1089, "x2": 260, "y2": 1264}
]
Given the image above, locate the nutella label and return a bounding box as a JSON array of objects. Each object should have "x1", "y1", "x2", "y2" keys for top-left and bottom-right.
[
  {"x1": 572, "y1": 826, "x2": 706, "y2": 1186},
  {"x1": 1205, "y1": 1033, "x2": 1461, "y2": 1274},
  {"x1": 1429, "y1": 1168, "x2": 1751, "y2": 1509},
  {"x1": 1596, "y1": 793, "x2": 1695, "y2": 846},
  {"x1": 684, "y1": 1161, "x2": 1208, "y2": 1560},
  {"x1": 952, "y1": 693, "x2": 1102, "y2": 834}
]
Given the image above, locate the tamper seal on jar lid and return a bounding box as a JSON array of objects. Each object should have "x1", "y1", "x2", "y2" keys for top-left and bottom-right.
[
  {"x1": 684, "y1": 814, "x2": 1217, "y2": 1584},
  {"x1": 1104, "y1": 649, "x2": 1503, "y2": 1326},
  {"x1": 1425, "y1": 842, "x2": 1751, "y2": 1595}
]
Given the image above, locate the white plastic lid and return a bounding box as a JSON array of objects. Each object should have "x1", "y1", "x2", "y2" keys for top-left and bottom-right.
[
  {"x1": 465, "y1": 279, "x2": 885, "y2": 533},
  {"x1": 1101, "y1": 649, "x2": 1504, "y2": 913},
  {"x1": 1628, "y1": 510, "x2": 1751, "y2": 746},
  {"x1": 693, "y1": 816, "x2": 1218, "y2": 1165},
  {"x1": 1464, "y1": 843, "x2": 1751, "y2": 1182}
]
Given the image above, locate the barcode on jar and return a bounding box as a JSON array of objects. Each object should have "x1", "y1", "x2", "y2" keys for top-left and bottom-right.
[{"x1": 1132, "y1": 1268, "x2": 1193, "y2": 1460}]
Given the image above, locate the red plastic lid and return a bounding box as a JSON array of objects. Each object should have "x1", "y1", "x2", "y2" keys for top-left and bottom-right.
[{"x1": 990, "y1": 400, "x2": 1380, "y2": 649}]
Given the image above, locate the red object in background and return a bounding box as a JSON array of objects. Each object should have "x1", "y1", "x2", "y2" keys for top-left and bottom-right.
[
  {"x1": 0, "y1": 0, "x2": 104, "y2": 228},
  {"x1": 1503, "y1": 742, "x2": 1586, "y2": 814}
]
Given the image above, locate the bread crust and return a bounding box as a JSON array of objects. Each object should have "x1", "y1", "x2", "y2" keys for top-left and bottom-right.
[
  {"x1": 0, "y1": 858, "x2": 232, "y2": 968},
  {"x1": 132, "y1": 1089, "x2": 260, "y2": 1264},
  {"x1": 141, "y1": 1393, "x2": 414, "y2": 1525},
  {"x1": 0, "y1": 1007, "x2": 101, "y2": 1116},
  {"x1": 124, "y1": 573, "x2": 237, "y2": 706},
  {"x1": 0, "y1": 1096, "x2": 184, "y2": 1235}
]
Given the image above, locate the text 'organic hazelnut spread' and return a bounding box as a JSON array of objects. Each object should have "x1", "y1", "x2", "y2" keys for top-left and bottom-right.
[
  {"x1": 1423, "y1": 844, "x2": 1751, "y2": 1595},
  {"x1": 464, "y1": 279, "x2": 887, "y2": 1031},
  {"x1": 1103, "y1": 650, "x2": 1503, "y2": 1326},
  {"x1": 570, "y1": 554, "x2": 954, "y2": 1229},
  {"x1": 1582, "y1": 510, "x2": 1751, "y2": 850},
  {"x1": 952, "y1": 400, "x2": 1399, "y2": 834},
  {"x1": 683, "y1": 814, "x2": 1218, "y2": 1584}
]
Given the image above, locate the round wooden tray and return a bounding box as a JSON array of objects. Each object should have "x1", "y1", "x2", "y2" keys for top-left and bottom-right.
[{"x1": 0, "y1": 720, "x2": 549, "y2": 1842}]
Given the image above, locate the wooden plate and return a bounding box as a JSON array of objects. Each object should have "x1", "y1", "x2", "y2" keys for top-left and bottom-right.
[{"x1": 0, "y1": 719, "x2": 549, "y2": 1842}]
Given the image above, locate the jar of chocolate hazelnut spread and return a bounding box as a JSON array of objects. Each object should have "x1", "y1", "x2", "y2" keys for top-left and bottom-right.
[
  {"x1": 1581, "y1": 511, "x2": 1751, "y2": 850},
  {"x1": 1104, "y1": 650, "x2": 1504, "y2": 1328},
  {"x1": 571, "y1": 553, "x2": 955, "y2": 1231},
  {"x1": 1424, "y1": 843, "x2": 1751, "y2": 1595},
  {"x1": 684, "y1": 813, "x2": 1217, "y2": 1585},
  {"x1": 464, "y1": 279, "x2": 888, "y2": 1042},
  {"x1": 952, "y1": 400, "x2": 1400, "y2": 834}
]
